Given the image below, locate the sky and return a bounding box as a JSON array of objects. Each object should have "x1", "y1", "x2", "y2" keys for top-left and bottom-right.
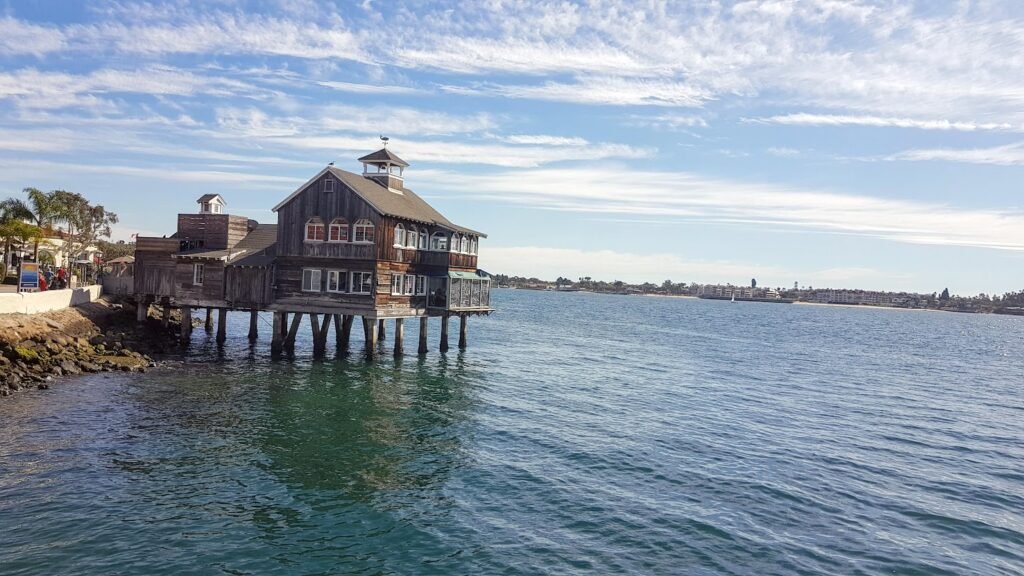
[{"x1": 1, "y1": 0, "x2": 1023, "y2": 295}]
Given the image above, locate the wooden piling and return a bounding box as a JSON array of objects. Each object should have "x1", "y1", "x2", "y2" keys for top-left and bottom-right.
[
  {"x1": 337, "y1": 314, "x2": 353, "y2": 354},
  {"x1": 394, "y1": 318, "x2": 404, "y2": 357},
  {"x1": 440, "y1": 313, "x2": 450, "y2": 353},
  {"x1": 136, "y1": 300, "x2": 147, "y2": 323},
  {"x1": 248, "y1": 310, "x2": 259, "y2": 341},
  {"x1": 285, "y1": 312, "x2": 303, "y2": 351},
  {"x1": 363, "y1": 317, "x2": 378, "y2": 357},
  {"x1": 458, "y1": 315, "x2": 468, "y2": 350},
  {"x1": 205, "y1": 308, "x2": 214, "y2": 332},
  {"x1": 271, "y1": 312, "x2": 283, "y2": 354},
  {"x1": 378, "y1": 319, "x2": 386, "y2": 342},
  {"x1": 418, "y1": 316, "x2": 429, "y2": 355},
  {"x1": 309, "y1": 313, "x2": 322, "y2": 356},
  {"x1": 180, "y1": 306, "x2": 191, "y2": 343},
  {"x1": 161, "y1": 305, "x2": 170, "y2": 329},
  {"x1": 216, "y1": 308, "x2": 228, "y2": 345}
]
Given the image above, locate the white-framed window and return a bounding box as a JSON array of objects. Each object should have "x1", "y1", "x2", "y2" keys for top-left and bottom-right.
[
  {"x1": 327, "y1": 269, "x2": 348, "y2": 293},
  {"x1": 391, "y1": 274, "x2": 404, "y2": 295},
  {"x1": 305, "y1": 218, "x2": 325, "y2": 242},
  {"x1": 302, "y1": 268, "x2": 322, "y2": 292},
  {"x1": 351, "y1": 271, "x2": 373, "y2": 294},
  {"x1": 415, "y1": 275, "x2": 426, "y2": 295},
  {"x1": 323, "y1": 178, "x2": 334, "y2": 193},
  {"x1": 394, "y1": 224, "x2": 406, "y2": 247},
  {"x1": 193, "y1": 263, "x2": 204, "y2": 286},
  {"x1": 329, "y1": 218, "x2": 348, "y2": 242},
  {"x1": 418, "y1": 229, "x2": 428, "y2": 250},
  {"x1": 460, "y1": 235, "x2": 470, "y2": 254},
  {"x1": 404, "y1": 274, "x2": 416, "y2": 295},
  {"x1": 469, "y1": 237, "x2": 477, "y2": 255},
  {"x1": 213, "y1": 204, "x2": 222, "y2": 214},
  {"x1": 430, "y1": 232, "x2": 448, "y2": 251},
  {"x1": 407, "y1": 225, "x2": 418, "y2": 249},
  {"x1": 353, "y1": 219, "x2": 374, "y2": 243},
  {"x1": 451, "y1": 234, "x2": 460, "y2": 253}
]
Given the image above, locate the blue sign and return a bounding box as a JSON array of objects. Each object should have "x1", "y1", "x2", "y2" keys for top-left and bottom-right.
[{"x1": 19, "y1": 262, "x2": 39, "y2": 292}]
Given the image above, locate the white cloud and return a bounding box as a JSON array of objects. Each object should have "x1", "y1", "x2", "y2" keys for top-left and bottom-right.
[
  {"x1": 480, "y1": 245, "x2": 895, "y2": 288},
  {"x1": 499, "y1": 135, "x2": 589, "y2": 146},
  {"x1": 276, "y1": 136, "x2": 653, "y2": 168},
  {"x1": 0, "y1": 17, "x2": 66, "y2": 56},
  {"x1": 317, "y1": 81, "x2": 426, "y2": 95},
  {"x1": 417, "y1": 166, "x2": 1024, "y2": 252},
  {"x1": 766, "y1": 147, "x2": 802, "y2": 157},
  {"x1": 214, "y1": 104, "x2": 495, "y2": 138},
  {"x1": 447, "y1": 77, "x2": 711, "y2": 107},
  {"x1": 748, "y1": 113, "x2": 1019, "y2": 132},
  {"x1": 889, "y1": 142, "x2": 1024, "y2": 166}
]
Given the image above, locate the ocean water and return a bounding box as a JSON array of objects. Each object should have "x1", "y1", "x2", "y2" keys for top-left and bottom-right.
[{"x1": 1, "y1": 290, "x2": 1023, "y2": 575}]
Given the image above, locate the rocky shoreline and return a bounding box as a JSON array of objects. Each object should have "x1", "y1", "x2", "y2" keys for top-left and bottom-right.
[{"x1": 0, "y1": 298, "x2": 183, "y2": 397}]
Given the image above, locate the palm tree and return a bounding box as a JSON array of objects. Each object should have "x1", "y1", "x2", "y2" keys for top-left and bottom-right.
[
  {"x1": 22, "y1": 187, "x2": 61, "y2": 260},
  {"x1": 0, "y1": 197, "x2": 32, "y2": 274}
]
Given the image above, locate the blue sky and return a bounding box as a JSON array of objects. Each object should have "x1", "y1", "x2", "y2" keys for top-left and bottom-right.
[{"x1": 1, "y1": 0, "x2": 1023, "y2": 295}]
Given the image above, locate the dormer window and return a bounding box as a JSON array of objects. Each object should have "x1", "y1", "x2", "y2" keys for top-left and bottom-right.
[
  {"x1": 329, "y1": 218, "x2": 348, "y2": 242},
  {"x1": 460, "y1": 235, "x2": 470, "y2": 254},
  {"x1": 305, "y1": 218, "x2": 325, "y2": 242},
  {"x1": 451, "y1": 233, "x2": 461, "y2": 253},
  {"x1": 353, "y1": 219, "x2": 375, "y2": 243},
  {"x1": 470, "y1": 237, "x2": 478, "y2": 255}
]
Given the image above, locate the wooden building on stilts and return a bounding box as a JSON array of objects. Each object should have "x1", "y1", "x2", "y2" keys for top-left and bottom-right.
[{"x1": 133, "y1": 148, "x2": 493, "y2": 358}]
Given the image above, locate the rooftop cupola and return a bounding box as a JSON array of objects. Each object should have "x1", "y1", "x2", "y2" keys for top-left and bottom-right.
[
  {"x1": 196, "y1": 194, "x2": 226, "y2": 214},
  {"x1": 359, "y1": 148, "x2": 409, "y2": 191}
]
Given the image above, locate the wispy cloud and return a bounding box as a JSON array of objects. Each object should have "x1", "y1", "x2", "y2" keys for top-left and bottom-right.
[
  {"x1": 417, "y1": 166, "x2": 1024, "y2": 251},
  {"x1": 317, "y1": 81, "x2": 426, "y2": 95},
  {"x1": 747, "y1": 113, "x2": 1020, "y2": 132},
  {"x1": 890, "y1": 142, "x2": 1024, "y2": 166},
  {"x1": 277, "y1": 137, "x2": 653, "y2": 168}
]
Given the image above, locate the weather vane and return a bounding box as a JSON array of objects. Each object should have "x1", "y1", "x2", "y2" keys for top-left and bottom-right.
[{"x1": 379, "y1": 134, "x2": 390, "y2": 147}]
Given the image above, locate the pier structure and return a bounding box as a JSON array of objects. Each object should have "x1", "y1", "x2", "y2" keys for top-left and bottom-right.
[{"x1": 133, "y1": 148, "x2": 493, "y2": 359}]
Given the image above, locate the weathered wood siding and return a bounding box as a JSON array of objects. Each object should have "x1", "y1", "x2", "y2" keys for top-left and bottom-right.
[
  {"x1": 134, "y1": 237, "x2": 178, "y2": 297},
  {"x1": 276, "y1": 173, "x2": 381, "y2": 257},
  {"x1": 225, "y1": 266, "x2": 273, "y2": 307},
  {"x1": 177, "y1": 214, "x2": 250, "y2": 250},
  {"x1": 175, "y1": 259, "x2": 225, "y2": 303}
]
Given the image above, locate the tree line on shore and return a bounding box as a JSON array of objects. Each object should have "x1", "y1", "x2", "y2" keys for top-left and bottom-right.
[
  {"x1": 491, "y1": 274, "x2": 1024, "y2": 314},
  {"x1": 0, "y1": 187, "x2": 119, "y2": 277}
]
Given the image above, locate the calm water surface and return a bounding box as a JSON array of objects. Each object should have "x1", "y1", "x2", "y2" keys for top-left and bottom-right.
[{"x1": 1, "y1": 290, "x2": 1023, "y2": 575}]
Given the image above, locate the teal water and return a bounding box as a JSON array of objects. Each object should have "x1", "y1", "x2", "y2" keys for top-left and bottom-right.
[{"x1": 2, "y1": 290, "x2": 1023, "y2": 575}]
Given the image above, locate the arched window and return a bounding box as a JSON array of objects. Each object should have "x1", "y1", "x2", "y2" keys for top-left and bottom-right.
[
  {"x1": 419, "y1": 229, "x2": 428, "y2": 250},
  {"x1": 460, "y1": 235, "x2": 470, "y2": 254},
  {"x1": 406, "y1": 225, "x2": 418, "y2": 249},
  {"x1": 469, "y1": 237, "x2": 477, "y2": 255},
  {"x1": 394, "y1": 224, "x2": 406, "y2": 247},
  {"x1": 451, "y1": 234, "x2": 460, "y2": 253},
  {"x1": 353, "y1": 219, "x2": 375, "y2": 243},
  {"x1": 305, "y1": 218, "x2": 325, "y2": 242},
  {"x1": 328, "y1": 218, "x2": 348, "y2": 242},
  {"x1": 430, "y1": 232, "x2": 448, "y2": 251}
]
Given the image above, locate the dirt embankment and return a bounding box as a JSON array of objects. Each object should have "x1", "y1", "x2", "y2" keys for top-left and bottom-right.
[{"x1": 0, "y1": 299, "x2": 183, "y2": 397}]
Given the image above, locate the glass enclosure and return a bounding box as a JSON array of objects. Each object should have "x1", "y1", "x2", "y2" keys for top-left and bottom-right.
[{"x1": 427, "y1": 272, "x2": 492, "y2": 311}]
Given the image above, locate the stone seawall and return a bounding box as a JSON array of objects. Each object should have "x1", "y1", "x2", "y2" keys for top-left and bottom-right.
[{"x1": 0, "y1": 298, "x2": 182, "y2": 397}]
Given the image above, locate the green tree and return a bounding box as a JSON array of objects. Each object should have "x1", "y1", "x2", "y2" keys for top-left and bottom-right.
[
  {"x1": 1, "y1": 197, "x2": 32, "y2": 273},
  {"x1": 940, "y1": 287, "x2": 950, "y2": 300},
  {"x1": 22, "y1": 187, "x2": 63, "y2": 259}
]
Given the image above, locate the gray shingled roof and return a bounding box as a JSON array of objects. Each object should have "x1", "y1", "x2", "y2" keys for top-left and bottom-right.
[
  {"x1": 174, "y1": 224, "x2": 278, "y2": 266},
  {"x1": 228, "y1": 224, "x2": 277, "y2": 266},
  {"x1": 326, "y1": 167, "x2": 485, "y2": 237},
  {"x1": 196, "y1": 193, "x2": 224, "y2": 203},
  {"x1": 357, "y1": 148, "x2": 409, "y2": 167}
]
